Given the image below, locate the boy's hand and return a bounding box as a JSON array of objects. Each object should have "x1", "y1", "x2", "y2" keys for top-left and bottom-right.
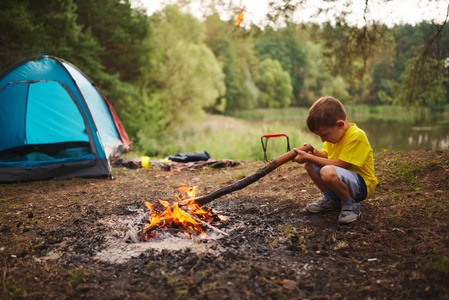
[
  {"x1": 293, "y1": 148, "x2": 309, "y2": 164},
  {"x1": 302, "y1": 143, "x2": 314, "y2": 154}
]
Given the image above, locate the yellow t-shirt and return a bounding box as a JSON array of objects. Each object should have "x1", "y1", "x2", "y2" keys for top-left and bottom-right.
[{"x1": 322, "y1": 123, "x2": 377, "y2": 198}]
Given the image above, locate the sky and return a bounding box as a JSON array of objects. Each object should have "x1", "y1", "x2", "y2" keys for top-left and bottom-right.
[{"x1": 133, "y1": 0, "x2": 448, "y2": 28}]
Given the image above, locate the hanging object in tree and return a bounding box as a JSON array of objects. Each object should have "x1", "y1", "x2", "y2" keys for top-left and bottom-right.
[{"x1": 234, "y1": 8, "x2": 244, "y2": 27}]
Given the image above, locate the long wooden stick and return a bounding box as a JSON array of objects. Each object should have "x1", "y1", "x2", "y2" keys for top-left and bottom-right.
[{"x1": 181, "y1": 149, "x2": 299, "y2": 207}]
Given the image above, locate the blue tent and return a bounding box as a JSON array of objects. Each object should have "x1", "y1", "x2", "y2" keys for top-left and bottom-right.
[{"x1": 0, "y1": 55, "x2": 131, "y2": 182}]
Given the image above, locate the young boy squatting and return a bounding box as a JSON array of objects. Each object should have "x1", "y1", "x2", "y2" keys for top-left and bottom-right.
[{"x1": 293, "y1": 96, "x2": 377, "y2": 224}]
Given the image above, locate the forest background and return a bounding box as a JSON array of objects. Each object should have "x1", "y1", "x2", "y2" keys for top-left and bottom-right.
[{"x1": 1, "y1": 0, "x2": 448, "y2": 159}]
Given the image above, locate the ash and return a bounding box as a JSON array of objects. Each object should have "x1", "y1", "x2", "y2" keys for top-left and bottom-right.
[{"x1": 94, "y1": 206, "x2": 228, "y2": 264}]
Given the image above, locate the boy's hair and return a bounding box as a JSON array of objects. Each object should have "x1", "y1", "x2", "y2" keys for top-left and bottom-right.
[{"x1": 306, "y1": 96, "x2": 347, "y2": 132}]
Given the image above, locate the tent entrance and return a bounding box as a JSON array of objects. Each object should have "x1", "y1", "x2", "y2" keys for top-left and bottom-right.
[
  {"x1": 0, "y1": 80, "x2": 94, "y2": 167},
  {"x1": 0, "y1": 142, "x2": 94, "y2": 168}
]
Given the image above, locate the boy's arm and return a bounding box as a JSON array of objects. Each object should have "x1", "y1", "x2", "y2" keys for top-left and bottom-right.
[{"x1": 293, "y1": 148, "x2": 349, "y2": 169}]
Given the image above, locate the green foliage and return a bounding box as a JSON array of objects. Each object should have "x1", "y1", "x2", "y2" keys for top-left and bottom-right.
[
  {"x1": 128, "y1": 5, "x2": 225, "y2": 154},
  {"x1": 203, "y1": 13, "x2": 259, "y2": 112},
  {"x1": 394, "y1": 55, "x2": 447, "y2": 106},
  {"x1": 390, "y1": 22, "x2": 449, "y2": 106},
  {"x1": 345, "y1": 63, "x2": 373, "y2": 105},
  {"x1": 256, "y1": 59, "x2": 292, "y2": 108},
  {"x1": 0, "y1": 0, "x2": 149, "y2": 108},
  {"x1": 320, "y1": 21, "x2": 392, "y2": 84},
  {"x1": 149, "y1": 6, "x2": 225, "y2": 116},
  {"x1": 253, "y1": 26, "x2": 306, "y2": 105},
  {"x1": 217, "y1": 36, "x2": 243, "y2": 111},
  {"x1": 368, "y1": 35, "x2": 397, "y2": 104},
  {"x1": 300, "y1": 42, "x2": 349, "y2": 105},
  {"x1": 231, "y1": 107, "x2": 309, "y2": 121},
  {"x1": 116, "y1": 89, "x2": 164, "y2": 142},
  {"x1": 0, "y1": 0, "x2": 92, "y2": 69},
  {"x1": 74, "y1": 0, "x2": 149, "y2": 81},
  {"x1": 72, "y1": 0, "x2": 150, "y2": 104}
]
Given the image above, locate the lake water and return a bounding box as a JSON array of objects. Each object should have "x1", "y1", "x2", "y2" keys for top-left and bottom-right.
[{"x1": 350, "y1": 108, "x2": 449, "y2": 151}]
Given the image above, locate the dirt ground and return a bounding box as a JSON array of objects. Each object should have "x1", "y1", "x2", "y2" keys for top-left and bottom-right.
[{"x1": 1, "y1": 150, "x2": 449, "y2": 299}]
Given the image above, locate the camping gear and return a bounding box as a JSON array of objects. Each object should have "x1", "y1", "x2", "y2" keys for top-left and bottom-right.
[
  {"x1": 141, "y1": 156, "x2": 150, "y2": 168},
  {"x1": 168, "y1": 150, "x2": 211, "y2": 163},
  {"x1": 261, "y1": 134, "x2": 291, "y2": 162},
  {"x1": 111, "y1": 157, "x2": 246, "y2": 172},
  {"x1": 0, "y1": 55, "x2": 131, "y2": 182}
]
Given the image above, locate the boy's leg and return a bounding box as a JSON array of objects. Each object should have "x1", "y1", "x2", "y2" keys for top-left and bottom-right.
[
  {"x1": 321, "y1": 166, "x2": 367, "y2": 202},
  {"x1": 304, "y1": 162, "x2": 341, "y2": 213},
  {"x1": 320, "y1": 165, "x2": 352, "y2": 202},
  {"x1": 320, "y1": 166, "x2": 367, "y2": 224},
  {"x1": 305, "y1": 162, "x2": 329, "y2": 193}
]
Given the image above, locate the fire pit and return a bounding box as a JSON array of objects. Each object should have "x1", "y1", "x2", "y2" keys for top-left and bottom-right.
[
  {"x1": 90, "y1": 193, "x2": 302, "y2": 265},
  {"x1": 140, "y1": 186, "x2": 229, "y2": 240},
  {"x1": 93, "y1": 209, "x2": 229, "y2": 264},
  {"x1": 139, "y1": 149, "x2": 303, "y2": 239},
  {"x1": 90, "y1": 186, "x2": 232, "y2": 264}
]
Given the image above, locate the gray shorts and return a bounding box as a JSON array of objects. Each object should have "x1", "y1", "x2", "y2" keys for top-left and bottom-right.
[{"x1": 313, "y1": 163, "x2": 367, "y2": 202}]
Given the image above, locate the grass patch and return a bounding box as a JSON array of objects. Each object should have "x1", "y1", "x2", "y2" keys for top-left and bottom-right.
[
  {"x1": 3, "y1": 274, "x2": 28, "y2": 299},
  {"x1": 13, "y1": 236, "x2": 25, "y2": 243},
  {"x1": 388, "y1": 214, "x2": 402, "y2": 224},
  {"x1": 397, "y1": 164, "x2": 421, "y2": 188},
  {"x1": 375, "y1": 151, "x2": 422, "y2": 188},
  {"x1": 67, "y1": 267, "x2": 89, "y2": 285},
  {"x1": 137, "y1": 114, "x2": 321, "y2": 160},
  {"x1": 421, "y1": 253, "x2": 449, "y2": 274},
  {"x1": 269, "y1": 225, "x2": 313, "y2": 252}
]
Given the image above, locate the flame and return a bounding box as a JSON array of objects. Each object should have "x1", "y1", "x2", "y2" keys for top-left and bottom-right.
[
  {"x1": 178, "y1": 186, "x2": 197, "y2": 199},
  {"x1": 142, "y1": 186, "x2": 221, "y2": 239}
]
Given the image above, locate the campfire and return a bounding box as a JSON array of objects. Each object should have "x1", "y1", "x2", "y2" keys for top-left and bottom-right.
[
  {"x1": 140, "y1": 148, "x2": 307, "y2": 241},
  {"x1": 141, "y1": 186, "x2": 228, "y2": 240}
]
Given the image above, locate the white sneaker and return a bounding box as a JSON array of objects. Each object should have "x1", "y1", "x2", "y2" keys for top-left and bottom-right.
[
  {"x1": 338, "y1": 202, "x2": 363, "y2": 224},
  {"x1": 306, "y1": 196, "x2": 341, "y2": 213}
]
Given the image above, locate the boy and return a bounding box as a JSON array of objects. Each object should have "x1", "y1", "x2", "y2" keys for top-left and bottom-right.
[{"x1": 293, "y1": 96, "x2": 377, "y2": 224}]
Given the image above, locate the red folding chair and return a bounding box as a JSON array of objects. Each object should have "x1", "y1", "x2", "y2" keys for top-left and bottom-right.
[{"x1": 261, "y1": 134, "x2": 291, "y2": 163}]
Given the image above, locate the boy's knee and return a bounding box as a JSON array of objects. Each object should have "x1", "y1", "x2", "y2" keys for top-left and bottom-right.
[{"x1": 320, "y1": 165, "x2": 338, "y2": 183}]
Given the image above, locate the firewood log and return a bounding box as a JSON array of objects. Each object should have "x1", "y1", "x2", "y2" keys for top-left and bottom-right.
[{"x1": 181, "y1": 148, "x2": 303, "y2": 207}]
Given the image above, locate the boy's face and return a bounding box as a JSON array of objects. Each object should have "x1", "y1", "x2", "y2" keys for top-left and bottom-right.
[{"x1": 313, "y1": 120, "x2": 347, "y2": 144}]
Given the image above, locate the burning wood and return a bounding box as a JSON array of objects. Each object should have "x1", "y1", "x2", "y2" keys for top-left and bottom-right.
[
  {"x1": 179, "y1": 207, "x2": 229, "y2": 237},
  {"x1": 140, "y1": 186, "x2": 226, "y2": 240},
  {"x1": 141, "y1": 148, "x2": 303, "y2": 239}
]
